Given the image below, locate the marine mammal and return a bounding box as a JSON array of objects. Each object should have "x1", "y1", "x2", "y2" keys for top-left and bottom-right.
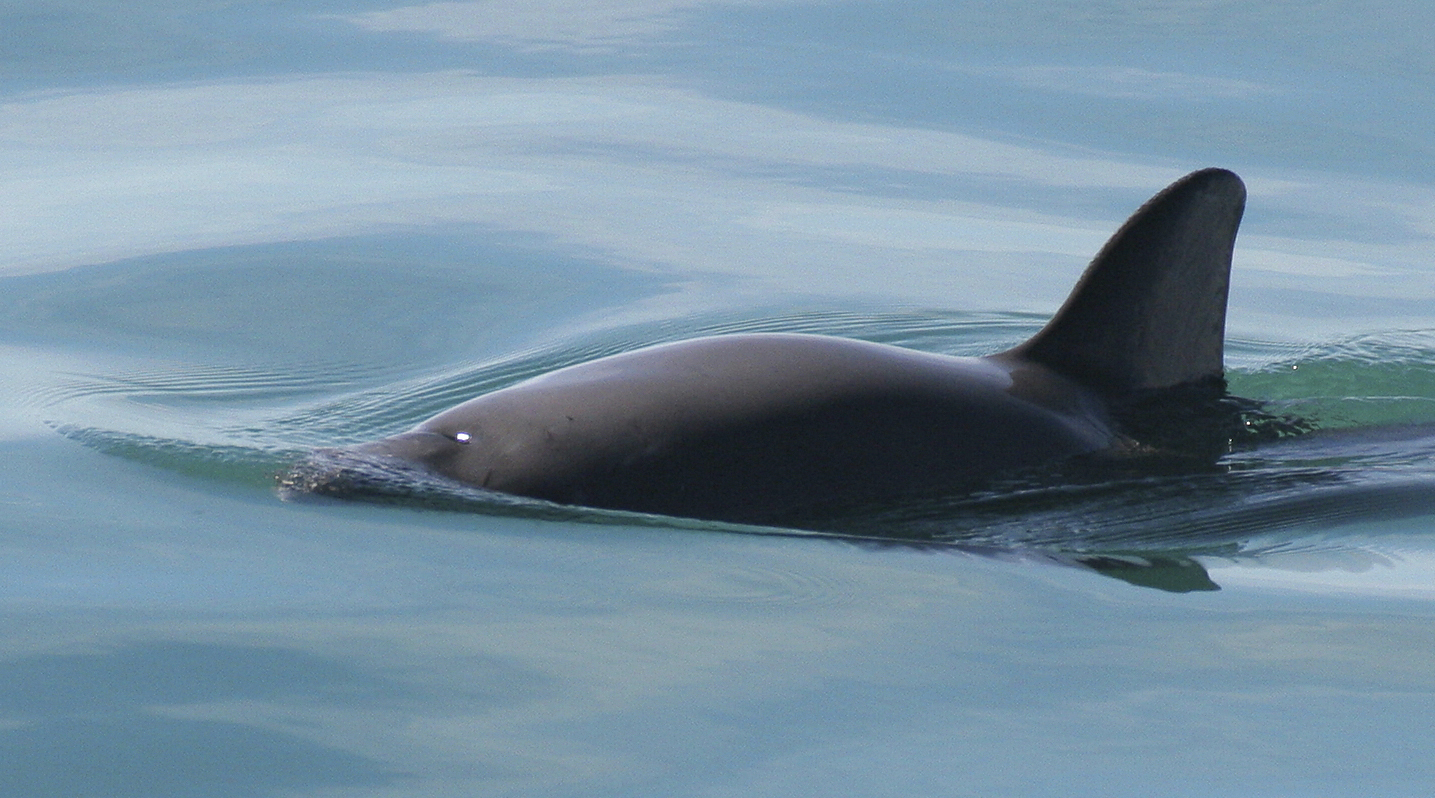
[{"x1": 289, "y1": 168, "x2": 1247, "y2": 526}]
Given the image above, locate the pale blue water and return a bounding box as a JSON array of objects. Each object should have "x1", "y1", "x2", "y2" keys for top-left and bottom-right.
[{"x1": 4, "y1": 2, "x2": 1435, "y2": 796}]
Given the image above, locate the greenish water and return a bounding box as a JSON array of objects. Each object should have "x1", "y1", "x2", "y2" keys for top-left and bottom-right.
[{"x1": 4, "y1": 1, "x2": 1435, "y2": 796}]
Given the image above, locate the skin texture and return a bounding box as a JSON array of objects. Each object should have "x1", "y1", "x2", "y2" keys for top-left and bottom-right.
[
  {"x1": 351, "y1": 334, "x2": 1119, "y2": 524},
  {"x1": 310, "y1": 169, "x2": 1248, "y2": 526}
]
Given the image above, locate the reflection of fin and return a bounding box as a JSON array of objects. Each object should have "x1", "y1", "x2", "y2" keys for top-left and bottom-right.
[
  {"x1": 1010, "y1": 168, "x2": 1246, "y2": 395},
  {"x1": 827, "y1": 534, "x2": 1224, "y2": 593},
  {"x1": 1070, "y1": 553, "x2": 1220, "y2": 592}
]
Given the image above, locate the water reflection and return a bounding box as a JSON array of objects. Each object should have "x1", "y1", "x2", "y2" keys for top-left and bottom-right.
[
  {"x1": 4, "y1": 71, "x2": 1431, "y2": 337},
  {"x1": 0, "y1": 642, "x2": 416, "y2": 797},
  {"x1": 1, "y1": 718, "x2": 400, "y2": 798},
  {"x1": 4, "y1": 0, "x2": 1435, "y2": 793}
]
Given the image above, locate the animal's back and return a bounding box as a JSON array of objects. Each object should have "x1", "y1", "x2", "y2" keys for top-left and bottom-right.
[{"x1": 418, "y1": 334, "x2": 1115, "y2": 524}]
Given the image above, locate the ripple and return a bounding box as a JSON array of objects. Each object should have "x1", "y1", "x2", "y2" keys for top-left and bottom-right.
[
  {"x1": 34, "y1": 307, "x2": 1435, "y2": 577},
  {"x1": 640, "y1": 562, "x2": 861, "y2": 610},
  {"x1": 1227, "y1": 329, "x2": 1435, "y2": 428},
  {"x1": 31, "y1": 360, "x2": 395, "y2": 410},
  {"x1": 53, "y1": 425, "x2": 290, "y2": 488}
]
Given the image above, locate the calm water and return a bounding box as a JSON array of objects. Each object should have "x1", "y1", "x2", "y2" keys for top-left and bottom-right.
[{"x1": 4, "y1": 2, "x2": 1435, "y2": 796}]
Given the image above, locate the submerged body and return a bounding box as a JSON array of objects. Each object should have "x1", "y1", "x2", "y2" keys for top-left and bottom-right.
[{"x1": 292, "y1": 168, "x2": 1249, "y2": 526}]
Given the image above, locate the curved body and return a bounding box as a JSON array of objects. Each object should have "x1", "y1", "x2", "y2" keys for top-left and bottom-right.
[
  {"x1": 300, "y1": 169, "x2": 1249, "y2": 527},
  {"x1": 356, "y1": 333, "x2": 1118, "y2": 524}
]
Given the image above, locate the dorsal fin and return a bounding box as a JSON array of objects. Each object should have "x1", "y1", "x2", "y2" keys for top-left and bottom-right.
[{"x1": 1006, "y1": 167, "x2": 1246, "y2": 396}]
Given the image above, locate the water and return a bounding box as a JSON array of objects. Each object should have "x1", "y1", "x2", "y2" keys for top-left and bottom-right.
[{"x1": 4, "y1": 2, "x2": 1435, "y2": 796}]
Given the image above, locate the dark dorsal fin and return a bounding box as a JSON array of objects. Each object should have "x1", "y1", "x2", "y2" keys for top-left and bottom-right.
[{"x1": 1006, "y1": 167, "x2": 1246, "y2": 396}]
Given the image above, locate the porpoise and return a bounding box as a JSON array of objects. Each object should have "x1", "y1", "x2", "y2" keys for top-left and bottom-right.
[{"x1": 289, "y1": 168, "x2": 1248, "y2": 527}]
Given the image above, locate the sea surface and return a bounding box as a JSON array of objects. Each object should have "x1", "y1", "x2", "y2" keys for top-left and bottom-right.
[{"x1": 4, "y1": 2, "x2": 1435, "y2": 796}]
